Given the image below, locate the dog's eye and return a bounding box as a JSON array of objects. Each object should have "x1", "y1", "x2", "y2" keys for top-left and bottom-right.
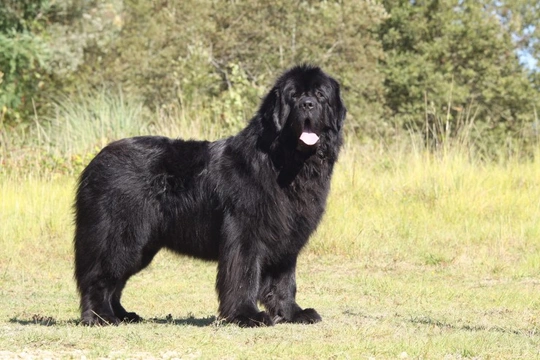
[
  {"x1": 291, "y1": 92, "x2": 298, "y2": 99},
  {"x1": 315, "y1": 90, "x2": 325, "y2": 99}
]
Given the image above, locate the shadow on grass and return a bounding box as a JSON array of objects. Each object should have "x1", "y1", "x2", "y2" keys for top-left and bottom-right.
[
  {"x1": 9, "y1": 315, "x2": 78, "y2": 326},
  {"x1": 408, "y1": 316, "x2": 524, "y2": 336},
  {"x1": 343, "y1": 310, "x2": 530, "y2": 336},
  {"x1": 147, "y1": 314, "x2": 217, "y2": 327},
  {"x1": 9, "y1": 314, "x2": 217, "y2": 327}
]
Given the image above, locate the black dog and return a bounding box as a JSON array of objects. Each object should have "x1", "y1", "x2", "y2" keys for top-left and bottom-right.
[{"x1": 74, "y1": 65, "x2": 346, "y2": 326}]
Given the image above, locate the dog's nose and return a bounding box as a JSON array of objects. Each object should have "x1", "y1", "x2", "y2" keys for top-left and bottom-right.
[{"x1": 302, "y1": 98, "x2": 315, "y2": 110}]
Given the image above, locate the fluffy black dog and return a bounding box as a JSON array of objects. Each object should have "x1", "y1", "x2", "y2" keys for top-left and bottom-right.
[{"x1": 74, "y1": 65, "x2": 346, "y2": 326}]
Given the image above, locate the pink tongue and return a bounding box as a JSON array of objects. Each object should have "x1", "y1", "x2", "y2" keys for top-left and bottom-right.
[{"x1": 299, "y1": 132, "x2": 319, "y2": 146}]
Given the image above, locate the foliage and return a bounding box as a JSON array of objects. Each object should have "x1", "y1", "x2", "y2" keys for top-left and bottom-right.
[
  {"x1": 0, "y1": 0, "x2": 124, "y2": 125},
  {"x1": 2, "y1": 0, "x2": 540, "y2": 156},
  {"x1": 207, "y1": 0, "x2": 388, "y2": 135},
  {"x1": 74, "y1": 0, "x2": 388, "y2": 135},
  {"x1": 378, "y1": 0, "x2": 540, "y2": 155},
  {"x1": 0, "y1": 1, "x2": 50, "y2": 124},
  {"x1": 494, "y1": 0, "x2": 540, "y2": 69}
]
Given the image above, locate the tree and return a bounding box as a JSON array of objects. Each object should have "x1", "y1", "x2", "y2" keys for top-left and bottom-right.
[
  {"x1": 378, "y1": 0, "x2": 540, "y2": 153},
  {"x1": 0, "y1": 0, "x2": 124, "y2": 125},
  {"x1": 0, "y1": 0, "x2": 50, "y2": 124},
  {"x1": 493, "y1": 0, "x2": 540, "y2": 71},
  {"x1": 208, "y1": 0, "x2": 388, "y2": 134},
  {"x1": 79, "y1": 0, "x2": 388, "y2": 135}
]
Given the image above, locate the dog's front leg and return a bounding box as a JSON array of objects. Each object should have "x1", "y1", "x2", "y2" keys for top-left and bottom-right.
[
  {"x1": 216, "y1": 236, "x2": 274, "y2": 327},
  {"x1": 258, "y1": 256, "x2": 322, "y2": 324}
]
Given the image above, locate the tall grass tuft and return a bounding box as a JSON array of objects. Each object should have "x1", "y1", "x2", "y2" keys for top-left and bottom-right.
[{"x1": 47, "y1": 89, "x2": 148, "y2": 157}]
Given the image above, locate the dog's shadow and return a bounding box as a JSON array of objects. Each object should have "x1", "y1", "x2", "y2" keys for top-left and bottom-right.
[
  {"x1": 147, "y1": 314, "x2": 217, "y2": 327},
  {"x1": 9, "y1": 315, "x2": 65, "y2": 326},
  {"x1": 9, "y1": 314, "x2": 218, "y2": 327}
]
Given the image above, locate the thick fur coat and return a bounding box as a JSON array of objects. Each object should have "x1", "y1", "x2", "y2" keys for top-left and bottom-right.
[{"x1": 74, "y1": 65, "x2": 346, "y2": 326}]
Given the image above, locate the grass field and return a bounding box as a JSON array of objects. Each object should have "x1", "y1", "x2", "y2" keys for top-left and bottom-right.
[{"x1": 1, "y1": 142, "x2": 540, "y2": 359}]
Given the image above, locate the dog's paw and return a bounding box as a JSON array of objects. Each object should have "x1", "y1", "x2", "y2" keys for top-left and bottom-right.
[
  {"x1": 81, "y1": 313, "x2": 121, "y2": 326},
  {"x1": 232, "y1": 311, "x2": 274, "y2": 327},
  {"x1": 291, "y1": 308, "x2": 322, "y2": 324},
  {"x1": 120, "y1": 312, "x2": 142, "y2": 323}
]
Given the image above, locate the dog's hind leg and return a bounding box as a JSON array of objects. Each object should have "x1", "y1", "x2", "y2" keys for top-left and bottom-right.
[
  {"x1": 111, "y1": 279, "x2": 141, "y2": 323},
  {"x1": 110, "y1": 246, "x2": 159, "y2": 323},
  {"x1": 78, "y1": 275, "x2": 121, "y2": 326},
  {"x1": 75, "y1": 229, "x2": 121, "y2": 325}
]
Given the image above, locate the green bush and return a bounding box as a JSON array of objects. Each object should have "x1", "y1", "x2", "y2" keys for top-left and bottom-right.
[
  {"x1": 75, "y1": 0, "x2": 388, "y2": 137},
  {"x1": 0, "y1": 0, "x2": 125, "y2": 126},
  {"x1": 378, "y1": 0, "x2": 540, "y2": 156},
  {"x1": 0, "y1": 29, "x2": 49, "y2": 124},
  {"x1": 2, "y1": 0, "x2": 540, "y2": 160}
]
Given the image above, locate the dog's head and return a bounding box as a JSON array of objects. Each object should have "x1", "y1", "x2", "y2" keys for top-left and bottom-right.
[{"x1": 260, "y1": 65, "x2": 346, "y2": 154}]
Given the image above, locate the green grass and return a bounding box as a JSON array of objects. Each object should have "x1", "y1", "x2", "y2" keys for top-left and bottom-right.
[{"x1": 1, "y1": 144, "x2": 540, "y2": 358}]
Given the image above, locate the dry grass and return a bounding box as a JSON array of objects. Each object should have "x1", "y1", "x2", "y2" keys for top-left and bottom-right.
[{"x1": 1, "y1": 143, "x2": 540, "y2": 358}]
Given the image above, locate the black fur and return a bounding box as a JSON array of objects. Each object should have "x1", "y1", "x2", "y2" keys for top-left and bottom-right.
[{"x1": 74, "y1": 65, "x2": 346, "y2": 326}]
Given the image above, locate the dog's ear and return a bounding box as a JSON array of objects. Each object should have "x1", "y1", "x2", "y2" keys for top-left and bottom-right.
[
  {"x1": 260, "y1": 87, "x2": 289, "y2": 132},
  {"x1": 331, "y1": 78, "x2": 347, "y2": 131}
]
